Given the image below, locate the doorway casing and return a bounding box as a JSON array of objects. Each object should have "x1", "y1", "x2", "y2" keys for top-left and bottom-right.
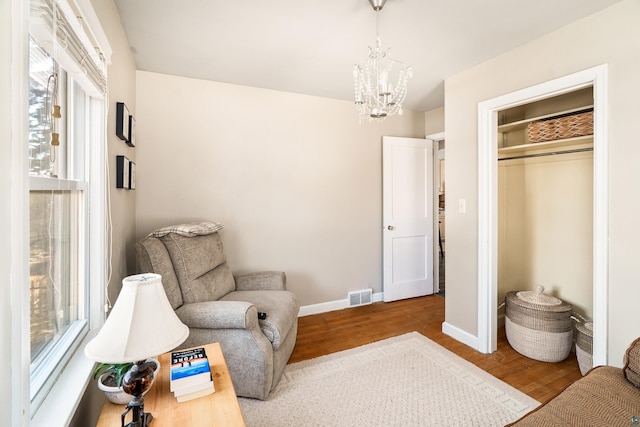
[
  {"x1": 476, "y1": 64, "x2": 609, "y2": 365},
  {"x1": 426, "y1": 131, "x2": 445, "y2": 295}
]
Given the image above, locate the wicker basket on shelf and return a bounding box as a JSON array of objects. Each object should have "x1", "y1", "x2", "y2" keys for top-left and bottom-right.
[
  {"x1": 505, "y1": 285, "x2": 573, "y2": 363},
  {"x1": 527, "y1": 110, "x2": 593, "y2": 143},
  {"x1": 575, "y1": 318, "x2": 593, "y2": 375},
  {"x1": 555, "y1": 111, "x2": 593, "y2": 139},
  {"x1": 526, "y1": 119, "x2": 556, "y2": 143}
]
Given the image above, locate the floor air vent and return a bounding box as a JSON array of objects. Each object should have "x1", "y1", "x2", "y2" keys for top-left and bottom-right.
[{"x1": 348, "y1": 289, "x2": 373, "y2": 307}]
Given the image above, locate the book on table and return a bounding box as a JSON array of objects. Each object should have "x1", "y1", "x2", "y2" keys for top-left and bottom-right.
[
  {"x1": 176, "y1": 385, "x2": 215, "y2": 403},
  {"x1": 172, "y1": 378, "x2": 214, "y2": 397},
  {"x1": 170, "y1": 347, "x2": 215, "y2": 398}
]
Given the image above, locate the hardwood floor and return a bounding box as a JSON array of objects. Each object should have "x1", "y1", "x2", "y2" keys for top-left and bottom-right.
[{"x1": 289, "y1": 295, "x2": 582, "y2": 404}]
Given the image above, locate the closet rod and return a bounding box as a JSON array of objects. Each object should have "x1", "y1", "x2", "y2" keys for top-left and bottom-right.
[{"x1": 498, "y1": 147, "x2": 593, "y2": 161}]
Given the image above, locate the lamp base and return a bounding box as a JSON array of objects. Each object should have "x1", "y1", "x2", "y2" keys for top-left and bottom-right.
[
  {"x1": 120, "y1": 360, "x2": 156, "y2": 427},
  {"x1": 120, "y1": 401, "x2": 153, "y2": 427},
  {"x1": 122, "y1": 405, "x2": 153, "y2": 427}
]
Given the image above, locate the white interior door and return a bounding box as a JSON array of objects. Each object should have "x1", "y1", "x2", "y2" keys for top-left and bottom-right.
[{"x1": 383, "y1": 136, "x2": 434, "y2": 302}]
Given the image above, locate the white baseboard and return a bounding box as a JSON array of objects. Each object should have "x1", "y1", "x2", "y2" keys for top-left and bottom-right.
[
  {"x1": 441, "y1": 321, "x2": 480, "y2": 351},
  {"x1": 298, "y1": 292, "x2": 384, "y2": 317}
]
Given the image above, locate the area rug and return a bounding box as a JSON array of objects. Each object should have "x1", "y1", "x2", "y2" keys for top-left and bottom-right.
[{"x1": 238, "y1": 332, "x2": 539, "y2": 426}]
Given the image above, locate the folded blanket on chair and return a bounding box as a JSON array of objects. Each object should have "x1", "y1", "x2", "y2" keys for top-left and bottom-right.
[{"x1": 150, "y1": 221, "x2": 224, "y2": 237}]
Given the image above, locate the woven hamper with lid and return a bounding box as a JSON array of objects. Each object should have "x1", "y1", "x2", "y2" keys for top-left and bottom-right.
[
  {"x1": 505, "y1": 285, "x2": 573, "y2": 363},
  {"x1": 575, "y1": 320, "x2": 593, "y2": 375}
]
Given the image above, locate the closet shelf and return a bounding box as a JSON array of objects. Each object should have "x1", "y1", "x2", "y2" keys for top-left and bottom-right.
[
  {"x1": 498, "y1": 135, "x2": 593, "y2": 158},
  {"x1": 498, "y1": 105, "x2": 594, "y2": 133}
]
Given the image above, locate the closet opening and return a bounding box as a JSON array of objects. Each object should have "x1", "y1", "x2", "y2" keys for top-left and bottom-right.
[
  {"x1": 496, "y1": 86, "x2": 594, "y2": 334},
  {"x1": 476, "y1": 65, "x2": 609, "y2": 364}
]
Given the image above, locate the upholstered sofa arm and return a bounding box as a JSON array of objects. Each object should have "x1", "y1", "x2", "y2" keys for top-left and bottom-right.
[
  {"x1": 175, "y1": 300, "x2": 259, "y2": 329},
  {"x1": 235, "y1": 271, "x2": 286, "y2": 291}
]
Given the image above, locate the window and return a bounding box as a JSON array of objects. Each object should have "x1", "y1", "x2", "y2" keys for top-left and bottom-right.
[
  {"x1": 27, "y1": 0, "x2": 109, "y2": 415},
  {"x1": 28, "y1": 38, "x2": 90, "y2": 409}
]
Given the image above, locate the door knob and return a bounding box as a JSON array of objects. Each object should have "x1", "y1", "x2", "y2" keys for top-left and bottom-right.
[{"x1": 387, "y1": 225, "x2": 395, "y2": 230}]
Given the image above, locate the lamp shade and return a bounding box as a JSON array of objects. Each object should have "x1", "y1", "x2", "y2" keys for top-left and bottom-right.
[{"x1": 85, "y1": 273, "x2": 189, "y2": 363}]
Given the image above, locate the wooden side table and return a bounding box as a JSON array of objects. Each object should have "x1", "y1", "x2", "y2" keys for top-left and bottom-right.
[{"x1": 95, "y1": 342, "x2": 245, "y2": 426}]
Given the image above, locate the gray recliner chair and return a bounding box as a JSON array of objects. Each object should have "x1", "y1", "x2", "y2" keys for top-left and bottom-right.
[{"x1": 135, "y1": 221, "x2": 299, "y2": 400}]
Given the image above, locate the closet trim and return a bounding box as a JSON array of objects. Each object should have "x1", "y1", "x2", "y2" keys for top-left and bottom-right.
[{"x1": 476, "y1": 64, "x2": 609, "y2": 366}]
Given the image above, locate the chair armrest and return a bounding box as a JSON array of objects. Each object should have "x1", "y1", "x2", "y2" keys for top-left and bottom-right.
[
  {"x1": 235, "y1": 271, "x2": 286, "y2": 291},
  {"x1": 175, "y1": 301, "x2": 259, "y2": 329}
]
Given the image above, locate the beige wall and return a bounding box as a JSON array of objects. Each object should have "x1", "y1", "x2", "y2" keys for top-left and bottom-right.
[
  {"x1": 425, "y1": 106, "x2": 445, "y2": 135},
  {"x1": 498, "y1": 153, "x2": 593, "y2": 318},
  {"x1": 91, "y1": 0, "x2": 138, "y2": 306},
  {"x1": 134, "y1": 71, "x2": 425, "y2": 306},
  {"x1": 444, "y1": 0, "x2": 640, "y2": 365}
]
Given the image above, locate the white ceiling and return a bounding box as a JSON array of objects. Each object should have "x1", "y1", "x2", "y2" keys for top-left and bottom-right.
[{"x1": 113, "y1": 0, "x2": 622, "y2": 112}]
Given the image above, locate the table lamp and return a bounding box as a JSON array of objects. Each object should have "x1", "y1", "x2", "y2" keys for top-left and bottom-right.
[{"x1": 85, "y1": 273, "x2": 189, "y2": 427}]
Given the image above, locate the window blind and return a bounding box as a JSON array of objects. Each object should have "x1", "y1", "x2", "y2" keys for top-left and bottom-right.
[{"x1": 30, "y1": 0, "x2": 107, "y2": 97}]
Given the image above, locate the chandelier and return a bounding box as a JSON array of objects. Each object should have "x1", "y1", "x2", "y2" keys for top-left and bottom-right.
[{"x1": 353, "y1": 0, "x2": 412, "y2": 121}]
